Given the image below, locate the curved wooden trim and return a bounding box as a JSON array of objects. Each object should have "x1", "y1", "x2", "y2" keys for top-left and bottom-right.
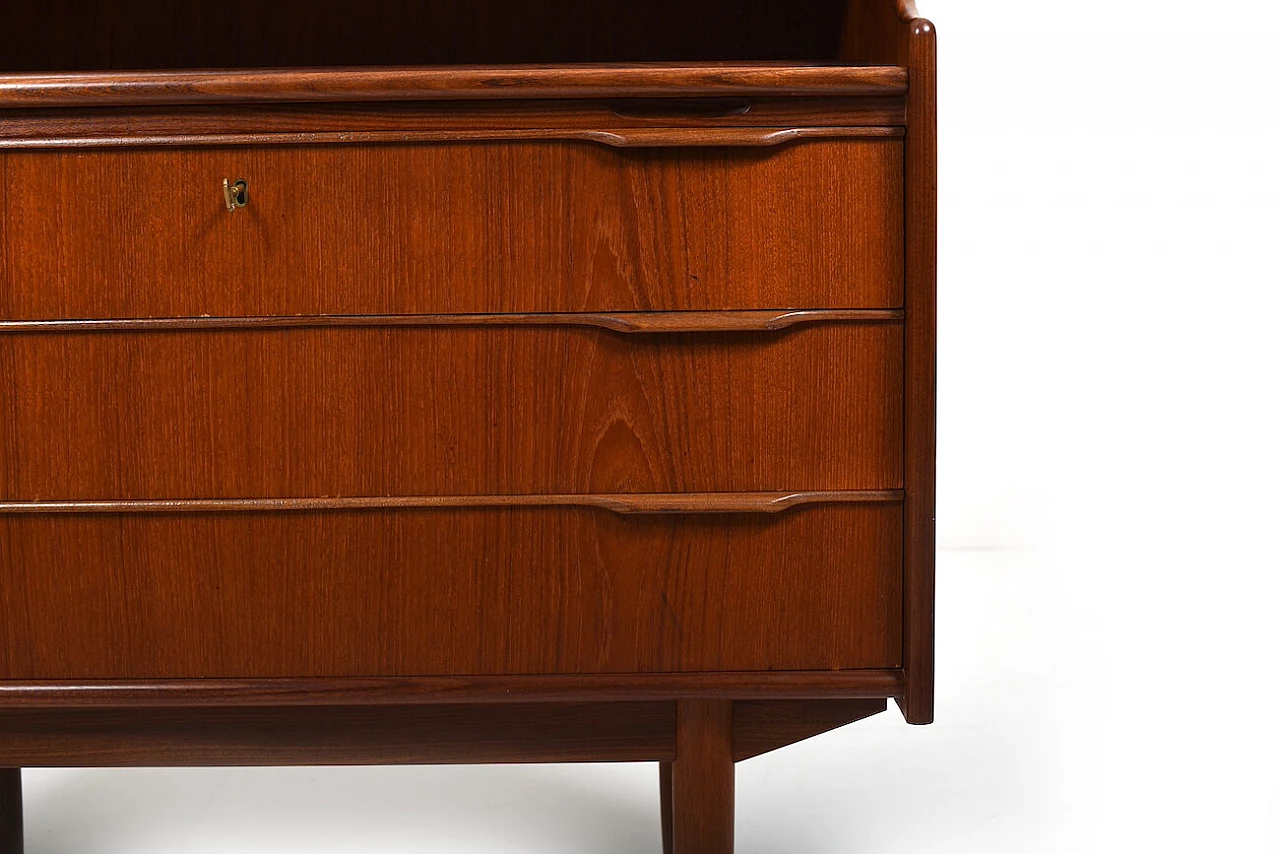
[
  {"x1": 0, "y1": 671, "x2": 908, "y2": 709},
  {"x1": 0, "y1": 310, "x2": 904, "y2": 335},
  {"x1": 0, "y1": 491, "x2": 904, "y2": 517},
  {"x1": 0, "y1": 125, "x2": 903, "y2": 150},
  {"x1": 0, "y1": 64, "x2": 909, "y2": 110}
]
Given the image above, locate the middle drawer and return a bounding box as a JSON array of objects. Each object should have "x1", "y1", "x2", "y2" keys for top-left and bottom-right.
[{"x1": 0, "y1": 321, "x2": 902, "y2": 499}]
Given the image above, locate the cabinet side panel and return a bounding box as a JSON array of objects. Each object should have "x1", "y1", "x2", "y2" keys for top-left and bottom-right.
[{"x1": 900, "y1": 14, "x2": 937, "y2": 725}]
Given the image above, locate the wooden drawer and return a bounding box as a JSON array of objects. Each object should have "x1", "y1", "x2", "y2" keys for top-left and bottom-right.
[
  {"x1": 0, "y1": 138, "x2": 903, "y2": 319},
  {"x1": 0, "y1": 321, "x2": 903, "y2": 499},
  {"x1": 0, "y1": 502, "x2": 902, "y2": 679}
]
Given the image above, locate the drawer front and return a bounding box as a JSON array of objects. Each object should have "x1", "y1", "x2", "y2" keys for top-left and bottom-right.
[
  {"x1": 0, "y1": 323, "x2": 903, "y2": 499},
  {"x1": 0, "y1": 504, "x2": 902, "y2": 679},
  {"x1": 0, "y1": 139, "x2": 903, "y2": 319}
]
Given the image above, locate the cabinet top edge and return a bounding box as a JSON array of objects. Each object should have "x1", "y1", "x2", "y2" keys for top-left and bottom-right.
[{"x1": 0, "y1": 63, "x2": 909, "y2": 110}]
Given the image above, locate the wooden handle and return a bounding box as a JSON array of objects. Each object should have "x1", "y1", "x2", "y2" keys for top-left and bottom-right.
[
  {"x1": 582, "y1": 127, "x2": 901, "y2": 148},
  {"x1": 0, "y1": 491, "x2": 904, "y2": 516},
  {"x1": 0, "y1": 124, "x2": 903, "y2": 150},
  {"x1": 0, "y1": 310, "x2": 904, "y2": 335}
]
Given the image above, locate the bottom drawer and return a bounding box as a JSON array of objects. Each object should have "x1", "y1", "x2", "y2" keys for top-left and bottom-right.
[{"x1": 0, "y1": 502, "x2": 902, "y2": 679}]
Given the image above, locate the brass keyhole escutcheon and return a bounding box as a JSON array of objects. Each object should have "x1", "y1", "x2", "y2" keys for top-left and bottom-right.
[{"x1": 223, "y1": 179, "x2": 248, "y2": 211}]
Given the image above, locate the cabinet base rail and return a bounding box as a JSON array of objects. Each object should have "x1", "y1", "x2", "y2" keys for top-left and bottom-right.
[
  {"x1": 0, "y1": 670, "x2": 907, "y2": 709},
  {"x1": 0, "y1": 698, "x2": 887, "y2": 854}
]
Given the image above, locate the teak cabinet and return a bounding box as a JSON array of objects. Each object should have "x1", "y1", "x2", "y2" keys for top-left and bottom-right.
[{"x1": 0, "y1": 1, "x2": 936, "y2": 851}]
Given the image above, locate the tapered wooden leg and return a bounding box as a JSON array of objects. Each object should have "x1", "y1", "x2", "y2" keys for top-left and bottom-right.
[
  {"x1": 0, "y1": 769, "x2": 21, "y2": 854},
  {"x1": 669, "y1": 700, "x2": 734, "y2": 854},
  {"x1": 659, "y1": 761, "x2": 674, "y2": 854}
]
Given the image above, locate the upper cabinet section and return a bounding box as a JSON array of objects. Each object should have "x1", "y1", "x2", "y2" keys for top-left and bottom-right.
[
  {"x1": 0, "y1": 2, "x2": 928, "y2": 145},
  {"x1": 0, "y1": 0, "x2": 859, "y2": 72}
]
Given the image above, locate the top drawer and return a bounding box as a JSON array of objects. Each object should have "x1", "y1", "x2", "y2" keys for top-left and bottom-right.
[{"x1": 0, "y1": 137, "x2": 902, "y2": 319}]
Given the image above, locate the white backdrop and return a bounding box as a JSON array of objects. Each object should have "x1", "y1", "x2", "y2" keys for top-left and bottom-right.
[{"x1": 22, "y1": 1, "x2": 1280, "y2": 850}]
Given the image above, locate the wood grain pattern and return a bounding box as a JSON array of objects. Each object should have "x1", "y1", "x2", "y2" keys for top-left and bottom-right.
[
  {"x1": 0, "y1": 704, "x2": 678, "y2": 767},
  {"x1": 0, "y1": 65, "x2": 908, "y2": 109},
  {"x1": 0, "y1": 325, "x2": 903, "y2": 499},
  {"x1": 900, "y1": 8, "x2": 938, "y2": 727},
  {"x1": 0, "y1": 671, "x2": 908, "y2": 709},
  {"x1": 0, "y1": 0, "x2": 853, "y2": 71},
  {"x1": 670, "y1": 700, "x2": 734, "y2": 854},
  {"x1": 0, "y1": 0, "x2": 939, "y2": 846},
  {"x1": 0, "y1": 769, "x2": 18, "y2": 854},
  {"x1": 0, "y1": 139, "x2": 904, "y2": 318},
  {"x1": 0, "y1": 505, "x2": 903, "y2": 680},
  {"x1": 0, "y1": 99, "x2": 909, "y2": 149}
]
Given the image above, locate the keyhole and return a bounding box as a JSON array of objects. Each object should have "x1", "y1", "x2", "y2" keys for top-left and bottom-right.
[{"x1": 223, "y1": 179, "x2": 249, "y2": 211}]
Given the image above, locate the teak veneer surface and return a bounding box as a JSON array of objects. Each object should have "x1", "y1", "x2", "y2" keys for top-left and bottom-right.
[
  {"x1": 0, "y1": 139, "x2": 903, "y2": 318},
  {"x1": 0, "y1": 324, "x2": 902, "y2": 499},
  {"x1": 0, "y1": 505, "x2": 904, "y2": 680}
]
